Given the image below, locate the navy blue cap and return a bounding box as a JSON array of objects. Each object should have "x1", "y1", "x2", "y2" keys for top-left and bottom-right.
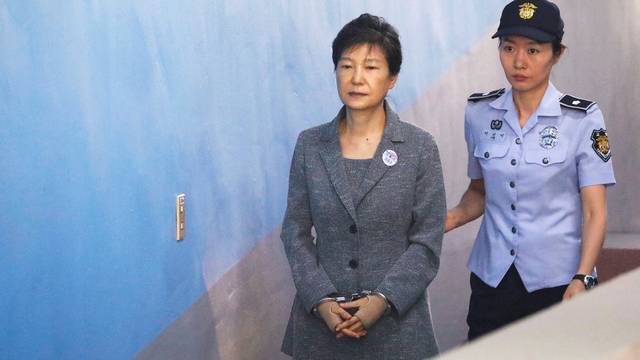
[{"x1": 492, "y1": 0, "x2": 564, "y2": 43}]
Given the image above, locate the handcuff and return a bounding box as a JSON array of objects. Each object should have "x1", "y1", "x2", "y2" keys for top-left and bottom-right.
[
  {"x1": 313, "y1": 290, "x2": 391, "y2": 316},
  {"x1": 333, "y1": 290, "x2": 373, "y2": 303}
]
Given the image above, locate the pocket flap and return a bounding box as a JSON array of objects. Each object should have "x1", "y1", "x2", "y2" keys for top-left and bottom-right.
[
  {"x1": 474, "y1": 143, "x2": 510, "y2": 159},
  {"x1": 524, "y1": 148, "x2": 567, "y2": 166}
]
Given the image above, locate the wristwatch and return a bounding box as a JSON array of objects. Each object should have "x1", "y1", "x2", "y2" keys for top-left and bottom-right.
[{"x1": 572, "y1": 274, "x2": 598, "y2": 290}]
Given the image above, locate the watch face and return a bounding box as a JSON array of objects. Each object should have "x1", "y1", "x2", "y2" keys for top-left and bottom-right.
[{"x1": 584, "y1": 276, "x2": 598, "y2": 289}]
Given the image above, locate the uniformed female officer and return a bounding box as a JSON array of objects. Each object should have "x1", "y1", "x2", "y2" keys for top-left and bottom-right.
[
  {"x1": 280, "y1": 13, "x2": 445, "y2": 359},
  {"x1": 445, "y1": 0, "x2": 615, "y2": 340}
]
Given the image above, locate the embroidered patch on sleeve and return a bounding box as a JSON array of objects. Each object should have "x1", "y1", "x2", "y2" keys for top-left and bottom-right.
[{"x1": 590, "y1": 128, "x2": 611, "y2": 162}]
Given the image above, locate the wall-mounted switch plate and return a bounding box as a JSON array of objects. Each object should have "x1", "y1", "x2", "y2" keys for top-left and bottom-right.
[{"x1": 176, "y1": 194, "x2": 185, "y2": 241}]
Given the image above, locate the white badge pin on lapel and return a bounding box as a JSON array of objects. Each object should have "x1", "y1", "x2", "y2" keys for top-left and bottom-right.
[{"x1": 382, "y1": 149, "x2": 398, "y2": 167}]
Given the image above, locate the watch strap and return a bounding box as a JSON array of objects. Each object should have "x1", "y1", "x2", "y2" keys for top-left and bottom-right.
[
  {"x1": 572, "y1": 274, "x2": 586, "y2": 281},
  {"x1": 572, "y1": 274, "x2": 598, "y2": 289}
]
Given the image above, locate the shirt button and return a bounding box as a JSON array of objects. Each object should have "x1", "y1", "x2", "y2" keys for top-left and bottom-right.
[
  {"x1": 511, "y1": 226, "x2": 517, "y2": 234},
  {"x1": 515, "y1": 138, "x2": 522, "y2": 145},
  {"x1": 509, "y1": 181, "x2": 516, "y2": 188},
  {"x1": 348, "y1": 259, "x2": 359, "y2": 269},
  {"x1": 511, "y1": 159, "x2": 517, "y2": 166},
  {"x1": 349, "y1": 224, "x2": 358, "y2": 234},
  {"x1": 511, "y1": 204, "x2": 516, "y2": 211},
  {"x1": 510, "y1": 249, "x2": 515, "y2": 256},
  {"x1": 542, "y1": 157, "x2": 549, "y2": 164},
  {"x1": 484, "y1": 152, "x2": 490, "y2": 159}
]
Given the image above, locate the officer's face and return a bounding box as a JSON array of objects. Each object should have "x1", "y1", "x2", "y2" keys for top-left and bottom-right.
[
  {"x1": 499, "y1": 36, "x2": 559, "y2": 94},
  {"x1": 336, "y1": 44, "x2": 397, "y2": 112}
]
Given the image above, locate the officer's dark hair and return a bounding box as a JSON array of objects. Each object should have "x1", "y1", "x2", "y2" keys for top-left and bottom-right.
[
  {"x1": 332, "y1": 13, "x2": 402, "y2": 76},
  {"x1": 551, "y1": 39, "x2": 566, "y2": 56},
  {"x1": 499, "y1": 36, "x2": 566, "y2": 57}
]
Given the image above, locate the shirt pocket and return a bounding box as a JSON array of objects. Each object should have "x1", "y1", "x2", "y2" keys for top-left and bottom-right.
[
  {"x1": 473, "y1": 142, "x2": 510, "y2": 161},
  {"x1": 524, "y1": 146, "x2": 568, "y2": 167}
]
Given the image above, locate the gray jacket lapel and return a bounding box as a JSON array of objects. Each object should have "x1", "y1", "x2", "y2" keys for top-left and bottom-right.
[
  {"x1": 319, "y1": 113, "x2": 358, "y2": 222},
  {"x1": 353, "y1": 106, "x2": 405, "y2": 208}
]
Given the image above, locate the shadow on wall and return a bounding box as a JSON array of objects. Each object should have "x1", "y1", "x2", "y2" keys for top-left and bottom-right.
[
  {"x1": 136, "y1": 227, "x2": 293, "y2": 360},
  {"x1": 136, "y1": 285, "x2": 221, "y2": 359}
]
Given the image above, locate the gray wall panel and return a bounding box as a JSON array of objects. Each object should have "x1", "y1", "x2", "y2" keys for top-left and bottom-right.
[{"x1": 553, "y1": 0, "x2": 640, "y2": 232}]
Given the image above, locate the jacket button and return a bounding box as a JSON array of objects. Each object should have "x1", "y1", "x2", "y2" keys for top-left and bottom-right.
[
  {"x1": 511, "y1": 204, "x2": 516, "y2": 211},
  {"x1": 511, "y1": 226, "x2": 517, "y2": 234},
  {"x1": 484, "y1": 152, "x2": 490, "y2": 159},
  {"x1": 515, "y1": 138, "x2": 522, "y2": 145},
  {"x1": 511, "y1": 159, "x2": 517, "y2": 166},
  {"x1": 542, "y1": 157, "x2": 549, "y2": 164},
  {"x1": 510, "y1": 249, "x2": 515, "y2": 256},
  {"x1": 348, "y1": 259, "x2": 359, "y2": 269},
  {"x1": 509, "y1": 181, "x2": 516, "y2": 188},
  {"x1": 349, "y1": 224, "x2": 358, "y2": 234}
]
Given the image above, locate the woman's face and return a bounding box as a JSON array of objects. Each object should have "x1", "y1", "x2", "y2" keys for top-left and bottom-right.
[
  {"x1": 336, "y1": 44, "x2": 397, "y2": 112},
  {"x1": 499, "y1": 35, "x2": 560, "y2": 94}
]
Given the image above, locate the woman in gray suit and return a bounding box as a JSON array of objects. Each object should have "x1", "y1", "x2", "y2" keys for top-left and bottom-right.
[{"x1": 280, "y1": 14, "x2": 446, "y2": 359}]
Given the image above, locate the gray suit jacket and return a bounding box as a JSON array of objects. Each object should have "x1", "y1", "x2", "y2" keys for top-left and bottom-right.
[{"x1": 281, "y1": 106, "x2": 445, "y2": 359}]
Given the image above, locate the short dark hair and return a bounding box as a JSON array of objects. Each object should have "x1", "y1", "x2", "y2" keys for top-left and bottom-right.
[
  {"x1": 332, "y1": 13, "x2": 402, "y2": 76},
  {"x1": 551, "y1": 39, "x2": 566, "y2": 56}
]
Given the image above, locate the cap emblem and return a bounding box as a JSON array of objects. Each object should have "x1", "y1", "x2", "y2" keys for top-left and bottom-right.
[{"x1": 519, "y1": 2, "x2": 538, "y2": 20}]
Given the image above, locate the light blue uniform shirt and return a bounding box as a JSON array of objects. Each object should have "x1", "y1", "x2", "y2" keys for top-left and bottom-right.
[{"x1": 464, "y1": 83, "x2": 616, "y2": 292}]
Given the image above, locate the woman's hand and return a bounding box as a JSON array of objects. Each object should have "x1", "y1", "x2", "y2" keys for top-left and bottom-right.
[
  {"x1": 445, "y1": 179, "x2": 486, "y2": 233},
  {"x1": 562, "y1": 280, "x2": 586, "y2": 301},
  {"x1": 335, "y1": 295, "x2": 387, "y2": 337},
  {"x1": 315, "y1": 301, "x2": 366, "y2": 338},
  {"x1": 444, "y1": 209, "x2": 459, "y2": 233}
]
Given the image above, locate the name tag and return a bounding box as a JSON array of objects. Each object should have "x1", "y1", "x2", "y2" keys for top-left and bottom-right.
[{"x1": 482, "y1": 129, "x2": 506, "y2": 143}]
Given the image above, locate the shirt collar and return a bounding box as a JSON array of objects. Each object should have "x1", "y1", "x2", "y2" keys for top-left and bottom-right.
[
  {"x1": 489, "y1": 82, "x2": 562, "y2": 117},
  {"x1": 536, "y1": 82, "x2": 563, "y2": 117}
]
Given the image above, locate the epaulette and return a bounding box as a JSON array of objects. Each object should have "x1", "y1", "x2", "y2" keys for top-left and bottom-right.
[
  {"x1": 467, "y1": 88, "x2": 505, "y2": 102},
  {"x1": 559, "y1": 94, "x2": 596, "y2": 112}
]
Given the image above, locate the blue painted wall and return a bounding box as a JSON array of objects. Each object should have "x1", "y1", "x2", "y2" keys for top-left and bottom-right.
[{"x1": 0, "y1": 1, "x2": 506, "y2": 358}]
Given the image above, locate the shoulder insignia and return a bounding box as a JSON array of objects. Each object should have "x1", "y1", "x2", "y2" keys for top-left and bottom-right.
[
  {"x1": 468, "y1": 88, "x2": 505, "y2": 102},
  {"x1": 559, "y1": 94, "x2": 596, "y2": 112},
  {"x1": 590, "y1": 128, "x2": 612, "y2": 162}
]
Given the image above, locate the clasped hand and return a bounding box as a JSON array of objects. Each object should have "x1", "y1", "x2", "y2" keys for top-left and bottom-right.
[{"x1": 316, "y1": 295, "x2": 388, "y2": 339}]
